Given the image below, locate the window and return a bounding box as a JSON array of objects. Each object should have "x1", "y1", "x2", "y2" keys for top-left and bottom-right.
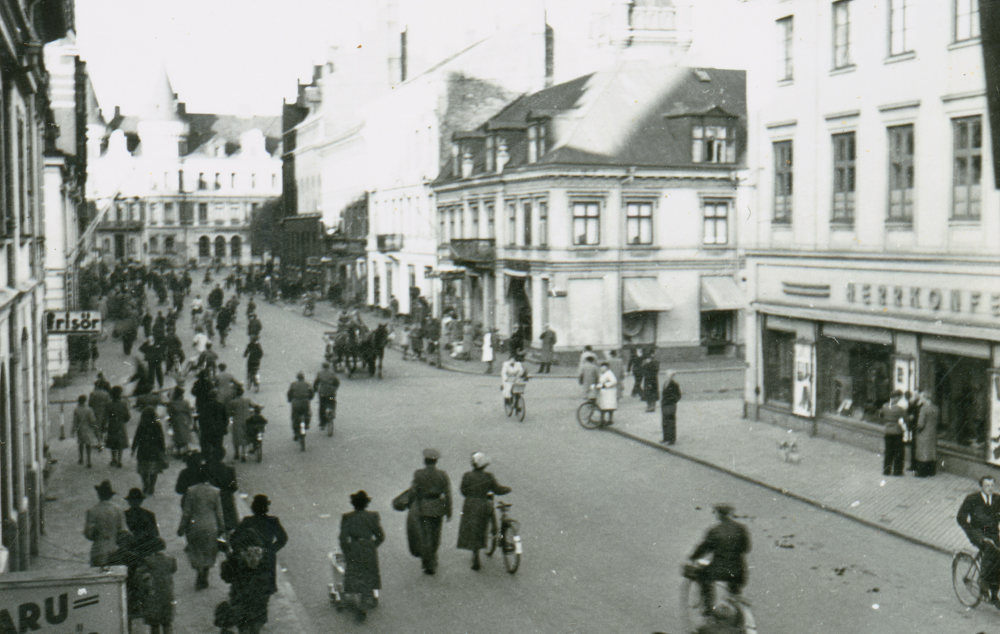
[
  {"x1": 527, "y1": 122, "x2": 547, "y2": 163},
  {"x1": 523, "y1": 200, "x2": 533, "y2": 245},
  {"x1": 271, "y1": 174, "x2": 277, "y2": 188},
  {"x1": 470, "y1": 203, "x2": 480, "y2": 238},
  {"x1": 198, "y1": 173, "x2": 206, "y2": 190},
  {"x1": 572, "y1": 202, "x2": 600, "y2": 245},
  {"x1": 164, "y1": 236, "x2": 175, "y2": 253},
  {"x1": 149, "y1": 236, "x2": 158, "y2": 253},
  {"x1": 703, "y1": 200, "x2": 729, "y2": 245},
  {"x1": 215, "y1": 236, "x2": 226, "y2": 259},
  {"x1": 231, "y1": 173, "x2": 236, "y2": 188},
  {"x1": 833, "y1": 0, "x2": 851, "y2": 69},
  {"x1": 164, "y1": 202, "x2": 175, "y2": 224},
  {"x1": 449, "y1": 207, "x2": 457, "y2": 240},
  {"x1": 832, "y1": 132, "x2": 856, "y2": 223},
  {"x1": 507, "y1": 201, "x2": 517, "y2": 245},
  {"x1": 774, "y1": 141, "x2": 793, "y2": 223},
  {"x1": 198, "y1": 202, "x2": 208, "y2": 224},
  {"x1": 955, "y1": 0, "x2": 981, "y2": 42},
  {"x1": 485, "y1": 135, "x2": 495, "y2": 173},
  {"x1": 538, "y1": 201, "x2": 548, "y2": 246},
  {"x1": 626, "y1": 202, "x2": 653, "y2": 245},
  {"x1": 692, "y1": 119, "x2": 736, "y2": 163},
  {"x1": 214, "y1": 173, "x2": 221, "y2": 190},
  {"x1": 231, "y1": 236, "x2": 242, "y2": 258},
  {"x1": 777, "y1": 16, "x2": 793, "y2": 80},
  {"x1": 178, "y1": 170, "x2": 185, "y2": 191},
  {"x1": 486, "y1": 203, "x2": 495, "y2": 239},
  {"x1": 251, "y1": 174, "x2": 256, "y2": 189},
  {"x1": 452, "y1": 142, "x2": 461, "y2": 177},
  {"x1": 439, "y1": 207, "x2": 447, "y2": 242},
  {"x1": 889, "y1": 0, "x2": 913, "y2": 55},
  {"x1": 199, "y1": 236, "x2": 211, "y2": 257},
  {"x1": 888, "y1": 125, "x2": 914, "y2": 222},
  {"x1": 953, "y1": 116, "x2": 982, "y2": 219},
  {"x1": 214, "y1": 203, "x2": 225, "y2": 225},
  {"x1": 458, "y1": 203, "x2": 465, "y2": 238},
  {"x1": 149, "y1": 202, "x2": 159, "y2": 225}
]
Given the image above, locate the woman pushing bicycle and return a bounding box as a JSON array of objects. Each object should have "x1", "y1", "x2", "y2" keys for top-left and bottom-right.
[{"x1": 457, "y1": 452, "x2": 510, "y2": 571}]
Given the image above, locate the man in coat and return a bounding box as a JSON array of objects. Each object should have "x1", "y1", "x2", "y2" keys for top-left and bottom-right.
[
  {"x1": 411, "y1": 448, "x2": 452, "y2": 575},
  {"x1": 958, "y1": 476, "x2": 1000, "y2": 606},
  {"x1": 538, "y1": 325, "x2": 557, "y2": 374},
  {"x1": 690, "y1": 504, "x2": 751, "y2": 617},
  {"x1": 287, "y1": 372, "x2": 314, "y2": 439},
  {"x1": 84, "y1": 480, "x2": 129, "y2": 566},
  {"x1": 314, "y1": 362, "x2": 341, "y2": 430},
  {"x1": 880, "y1": 390, "x2": 907, "y2": 476},
  {"x1": 914, "y1": 391, "x2": 940, "y2": 477},
  {"x1": 641, "y1": 347, "x2": 661, "y2": 412},
  {"x1": 660, "y1": 370, "x2": 682, "y2": 445},
  {"x1": 579, "y1": 355, "x2": 600, "y2": 401}
]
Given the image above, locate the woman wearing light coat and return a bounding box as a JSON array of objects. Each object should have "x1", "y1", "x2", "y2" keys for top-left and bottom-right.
[
  {"x1": 177, "y1": 466, "x2": 224, "y2": 590},
  {"x1": 597, "y1": 362, "x2": 618, "y2": 426}
]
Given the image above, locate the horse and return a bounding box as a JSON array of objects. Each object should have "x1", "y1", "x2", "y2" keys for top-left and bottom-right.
[
  {"x1": 328, "y1": 325, "x2": 365, "y2": 374},
  {"x1": 358, "y1": 323, "x2": 389, "y2": 378}
]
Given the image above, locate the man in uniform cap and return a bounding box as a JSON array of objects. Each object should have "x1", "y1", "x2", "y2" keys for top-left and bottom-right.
[
  {"x1": 410, "y1": 448, "x2": 452, "y2": 574},
  {"x1": 689, "y1": 504, "x2": 751, "y2": 616}
]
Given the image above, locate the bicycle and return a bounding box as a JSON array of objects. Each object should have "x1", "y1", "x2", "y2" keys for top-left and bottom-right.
[
  {"x1": 485, "y1": 497, "x2": 521, "y2": 574},
  {"x1": 952, "y1": 543, "x2": 1000, "y2": 608},
  {"x1": 320, "y1": 397, "x2": 336, "y2": 437},
  {"x1": 680, "y1": 561, "x2": 756, "y2": 634},
  {"x1": 503, "y1": 381, "x2": 526, "y2": 422},
  {"x1": 576, "y1": 397, "x2": 603, "y2": 429}
]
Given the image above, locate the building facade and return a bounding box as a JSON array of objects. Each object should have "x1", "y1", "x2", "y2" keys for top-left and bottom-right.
[
  {"x1": 433, "y1": 63, "x2": 748, "y2": 357},
  {"x1": 744, "y1": 0, "x2": 1000, "y2": 476}
]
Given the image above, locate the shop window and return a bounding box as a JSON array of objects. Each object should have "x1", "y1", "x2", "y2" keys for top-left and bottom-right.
[
  {"x1": 924, "y1": 352, "x2": 989, "y2": 450},
  {"x1": 763, "y1": 329, "x2": 795, "y2": 405},
  {"x1": 816, "y1": 338, "x2": 892, "y2": 421},
  {"x1": 701, "y1": 312, "x2": 733, "y2": 355}
]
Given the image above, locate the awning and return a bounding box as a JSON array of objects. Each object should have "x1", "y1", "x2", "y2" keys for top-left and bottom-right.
[
  {"x1": 623, "y1": 278, "x2": 674, "y2": 313},
  {"x1": 700, "y1": 277, "x2": 745, "y2": 311}
]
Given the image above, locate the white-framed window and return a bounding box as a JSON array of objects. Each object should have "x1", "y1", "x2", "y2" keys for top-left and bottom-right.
[
  {"x1": 537, "y1": 200, "x2": 548, "y2": 247},
  {"x1": 887, "y1": 125, "x2": 914, "y2": 222},
  {"x1": 506, "y1": 200, "x2": 517, "y2": 245},
  {"x1": 953, "y1": 115, "x2": 982, "y2": 220},
  {"x1": 832, "y1": 132, "x2": 856, "y2": 223},
  {"x1": 889, "y1": 0, "x2": 913, "y2": 56},
  {"x1": 470, "y1": 202, "x2": 480, "y2": 239},
  {"x1": 777, "y1": 16, "x2": 794, "y2": 81},
  {"x1": 149, "y1": 202, "x2": 159, "y2": 225},
  {"x1": 486, "y1": 202, "x2": 496, "y2": 239},
  {"x1": 774, "y1": 141, "x2": 793, "y2": 223},
  {"x1": 522, "y1": 200, "x2": 533, "y2": 245},
  {"x1": 527, "y1": 122, "x2": 547, "y2": 163},
  {"x1": 626, "y1": 201, "x2": 653, "y2": 245},
  {"x1": 692, "y1": 119, "x2": 736, "y2": 164},
  {"x1": 955, "y1": 0, "x2": 981, "y2": 42},
  {"x1": 833, "y1": 0, "x2": 852, "y2": 69},
  {"x1": 572, "y1": 202, "x2": 600, "y2": 246},
  {"x1": 450, "y1": 206, "x2": 457, "y2": 240},
  {"x1": 198, "y1": 202, "x2": 208, "y2": 224},
  {"x1": 452, "y1": 142, "x2": 461, "y2": 177},
  {"x1": 164, "y1": 202, "x2": 175, "y2": 224},
  {"x1": 703, "y1": 199, "x2": 730, "y2": 245}
]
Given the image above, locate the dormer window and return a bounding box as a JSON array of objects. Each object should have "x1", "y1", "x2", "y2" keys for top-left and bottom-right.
[
  {"x1": 692, "y1": 118, "x2": 736, "y2": 164},
  {"x1": 485, "y1": 135, "x2": 495, "y2": 173},
  {"x1": 527, "y1": 122, "x2": 547, "y2": 164}
]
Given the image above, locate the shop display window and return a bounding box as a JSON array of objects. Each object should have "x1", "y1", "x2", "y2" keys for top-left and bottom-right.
[
  {"x1": 764, "y1": 329, "x2": 795, "y2": 405},
  {"x1": 816, "y1": 338, "x2": 891, "y2": 422},
  {"x1": 924, "y1": 352, "x2": 989, "y2": 451}
]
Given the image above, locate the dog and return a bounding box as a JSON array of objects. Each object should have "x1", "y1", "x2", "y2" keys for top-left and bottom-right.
[{"x1": 777, "y1": 436, "x2": 801, "y2": 464}]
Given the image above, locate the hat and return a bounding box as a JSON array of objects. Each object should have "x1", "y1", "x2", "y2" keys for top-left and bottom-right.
[
  {"x1": 422, "y1": 448, "x2": 441, "y2": 461},
  {"x1": 94, "y1": 480, "x2": 116, "y2": 498},
  {"x1": 350, "y1": 490, "x2": 372, "y2": 509},
  {"x1": 124, "y1": 488, "x2": 145, "y2": 502},
  {"x1": 471, "y1": 452, "x2": 490, "y2": 469},
  {"x1": 251, "y1": 494, "x2": 271, "y2": 515},
  {"x1": 713, "y1": 503, "x2": 734, "y2": 517}
]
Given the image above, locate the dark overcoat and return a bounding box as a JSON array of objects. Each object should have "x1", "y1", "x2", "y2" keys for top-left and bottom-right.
[
  {"x1": 105, "y1": 399, "x2": 132, "y2": 450},
  {"x1": 232, "y1": 514, "x2": 288, "y2": 595},
  {"x1": 339, "y1": 510, "x2": 384, "y2": 594},
  {"x1": 457, "y1": 469, "x2": 510, "y2": 551},
  {"x1": 690, "y1": 518, "x2": 751, "y2": 585},
  {"x1": 914, "y1": 401, "x2": 940, "y2": 463}
]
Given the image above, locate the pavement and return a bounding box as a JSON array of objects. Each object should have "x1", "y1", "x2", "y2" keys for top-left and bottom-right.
[{"x1": 37, "y1": 290, "x2": 977, "y2": 633}]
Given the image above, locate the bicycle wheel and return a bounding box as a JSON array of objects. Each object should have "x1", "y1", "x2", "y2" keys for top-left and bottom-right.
[
  {"x1": 576, "y1": 401, "x2": 599, "y2": 429},
  {"x1": 504, "y1": 397, "x2": 514, "y2": 417},
  {"x1": 485, "y1": 530, "x2": 498, "y2": 557},
  {"x1": 299, "y1": 424, "x2": 307, "y2": 452},
  {"x1": 502, "y1": 524, "x2": 521, "y2": 574},
  {"x1": 679, "y1": 578, "x2": 705, "y2": 633},
  {"x1": 515, "y1": 395, "x2": 526, "y2": 422},
  {"x1": 953, "y1": 551, "x2": 983, "y2": 607},
  {"x1": 256, "y1": 438, "x2": 263, "y2": 463}
]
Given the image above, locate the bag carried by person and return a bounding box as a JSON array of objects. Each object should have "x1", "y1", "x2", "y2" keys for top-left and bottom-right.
[{"x1": 392, "y1": 488, "x2": 413, "y2": 512}]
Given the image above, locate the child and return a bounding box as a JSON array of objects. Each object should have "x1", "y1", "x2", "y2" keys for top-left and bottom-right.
[{"x1": 139, "y1": 537, "x2": 177, "y2": 634}]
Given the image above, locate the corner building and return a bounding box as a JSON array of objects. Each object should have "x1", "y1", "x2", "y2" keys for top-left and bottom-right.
[{"x1": 744, "y1": 0, "x2": 1000, "y2": 476}]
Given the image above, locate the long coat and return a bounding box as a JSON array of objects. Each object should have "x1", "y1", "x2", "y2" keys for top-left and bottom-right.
[
  {"x1": 221, "y1": 548, "x2": 272, "y2": 631},
  {"x1": 457, "y1": 469, "x2": 510, "y2": 551},
  {"x1": 661, "y1": 380, "x2": 682, "y2": 416},
  {"x1": 139, "y1": 551, "x2": 177, "y2": 626},
  {"x1": 166, "y1": 398, "x2": 193, "y2": 448},
  {"x1": 84, "y1": 500, "x2": 128, "y2": 566},
  {"x1": 690, "y1": 517, "x2": 752, "y2": 586},
  {"x1": 597, "y1": 369, "x2": 618, "y2": 411},
  {"x1": 914, "y1": 401, "x2": 940, "y2": 463},
  {"x1": 105, "y1": 399, "x2": 132, "y2": 450},
  {"x1": 132, "y1": 418, "x2": 166, "y2": 478},
  {"x1": 72, "y1": 404, "x2": 99, "y2": 447},
  {"x1": 88, "y1": 387, "x2": 111, "y2": 435},
  {"x1": 539, "y1": 329, "x2": 557, "y2": 363},
  {"x1": 339, "y1": 510, "x2": 384, "y2": 594},
  {"x1": 227, "y1": 396, "x2": 256, "y2": 447},
  {"x1": 580, "y1": 362, "x2": 600, "y2": 399},
  {"x1": 641, "y1": 357, "x2": 660, "y2": 403},
  {"x1": 125, "y1": 506, "x2": 160, "y2": 547},
  {"x1": 178, "y1": 483, "x2": 224, "y2": 569},
  {"x1": 232, "y1": 514, "x2": 288, "y2": 595}
]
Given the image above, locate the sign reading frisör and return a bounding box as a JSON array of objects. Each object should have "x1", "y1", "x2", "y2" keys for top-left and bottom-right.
[
  {"x1": 45, "y1": 311, "x2": 102, "y2": 334},
  {"x1": 0, "y1": 566, "x2": 127, "y2": 634}
]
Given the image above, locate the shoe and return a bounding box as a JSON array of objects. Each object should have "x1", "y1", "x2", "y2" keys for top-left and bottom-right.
[
  {"x1": 86, "y1": 463, "x2": 92, "y2": 468},
  {"x1": 355, "y1": 609, "x2": 367, "y2": 623},
  {"x1": 240, "y1": 456, "x2": 246, "y2": 463},
  {"x1": 78, "y1": 458, "x2": 84, "y2": 465},
  {"x1": 471, "y1": 562, "x2": 481, "y2": 571},
  {"x1": 423, "y1": 568, "x2": 435, "y2": 575}
]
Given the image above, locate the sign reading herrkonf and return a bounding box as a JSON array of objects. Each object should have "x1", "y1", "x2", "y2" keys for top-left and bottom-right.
[{"x1": 44, "y1": 311, "x2": 102, "y2": 334}]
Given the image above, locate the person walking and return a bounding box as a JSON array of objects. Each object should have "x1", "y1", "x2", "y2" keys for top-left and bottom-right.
[
  {"x1": 132, "y1": 407, "x2": 167, "y2": 496},
  {"x1": 641, "y1": 348, "x2": 660, "y2": 413},
  {"x1": 411, "y1": 448, "x2": 452, "y2": 575},
  {"x1": 243, "y1": 336, "x2": 263, "y2": 387},
  {"x1": 660, "y1": 371, "x2": 682, "y2": 445},
  {"x1": 124, "y1": 487, "x2": 160, "y2": 546},
  {"x1": 232, "y1": 494, "x2": 288, "y2": 596},
  {"x1": 204, "y1": 447, "x2": 240, "y2": 534},
  {"x1": 538, "y1": 325, "x2": 557, "y2": 374},
  {"x1": 88, "y1": 379, "x2": 112, "y2": 451},
  {"x1": 197, "y1": 388, "x2": 229, "y2": 459},
  {"x1": 914, "y1": 391, "x2": 940, "y2": 477},
  {"x1": 166, "y1": 387, "x2": 194, "y2": 458},
  {"x1": 72, "y1": 394, "x2": 99, "y2": 468},
  {"x1": 339, "y1": 491, "x2": 385, "y2": 622},
  {"x1": 628, "y1": 347, "x2": 644, "y2": 398},
  {"x1": 579, "y1": 355, "x2": 600, "y2": 401},
  {"x1": 220, "y1": 528, "x2": 273, "y2": 634},
  {"x1": 481, "y1": 328, "x2": 494, "y2": 374},
  {"x1": 84, "y1": 479, "x2": 129, "y2": 567},
  {"x1": 457, "y1": 453, "x2": 510, "y2": 571},
  {"x1": 227, "y1": 386, "x2": 259, "y2": 462},
  {"x1": 880, "y1": 390, "x2": 907, "y2": 477},
  {"x1": 596, "y1": 361, "x2": 618, "y2": 426},
  {"x1": 105, "y1": 386, "x2": 131, "y2": 468},
  {"x1": 177, "y1": 465, "x2": 224, "y2": 590},
  {"x1": 689, "y1": 504, "x2": 751, "y2": 617},
  {"x1": 138, "y1": 537, "x2": 176, "y2": 634}
]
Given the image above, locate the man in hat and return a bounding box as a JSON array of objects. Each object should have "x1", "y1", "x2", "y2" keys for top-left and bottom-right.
[
  {"x1": 410, "y1": 448, "x2": 452, "y2": 575},
  {"x1": 124, "y1": 487, "x2": 160, "y2": 548},
  {"x1": 84, "y1": 480, "x2": 129, "y2": 566},
  {"x1": 689, "y1": 504, "x2": 751, "y2": 616}
]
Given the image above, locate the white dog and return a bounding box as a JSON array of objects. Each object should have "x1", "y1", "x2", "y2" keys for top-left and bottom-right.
[{"x1": 777, "y1": 436, "x2": 801, "y2": 464}]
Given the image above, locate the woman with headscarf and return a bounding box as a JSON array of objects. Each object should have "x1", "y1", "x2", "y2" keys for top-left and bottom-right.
[
  {"x1": 132, "y1": 406, "x2": 167, "y2": 496},
  {"x1": 457, "y1": 452, "x2": 511, "y2": 571},
  {"x1": 176, "y1": 465, "x2": 224, "y2": 590},
  {"x1": 339, "y1": 491, "x2": 385, "y2": 622},
  {"x1": 105, "y1": 385, "x2": 132, "y2": 468}
]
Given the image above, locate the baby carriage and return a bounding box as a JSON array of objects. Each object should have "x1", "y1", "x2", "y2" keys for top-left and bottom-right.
[{"x1": 328, "y1": 550, "x2": 379, "y2": 612}]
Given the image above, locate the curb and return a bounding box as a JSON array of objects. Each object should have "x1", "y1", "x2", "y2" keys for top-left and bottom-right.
[{"x1": 604, "y1": 426, "x2": 954, "y2": 557}]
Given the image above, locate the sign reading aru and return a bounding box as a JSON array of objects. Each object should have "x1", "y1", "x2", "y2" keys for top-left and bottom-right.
[{"x1": 44, "y1": 311, "x2": 102, "y2": 334}]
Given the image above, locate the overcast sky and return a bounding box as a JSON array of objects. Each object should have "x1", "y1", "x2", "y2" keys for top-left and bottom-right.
[{"x1": 75, "y1": 0, "x2": 344, "y2": 116}]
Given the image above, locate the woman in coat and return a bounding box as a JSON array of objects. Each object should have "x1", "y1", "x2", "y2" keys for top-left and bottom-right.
[
  {"x1": 914, "y1": 391, "x2": 940, "y2": 477},
  {"x1": 457, "y1": 452, "x2": 511, "y2": 570},
  {"x1": 105, "y1": 385, "x2": 132, "y2": 468},
  {"x1": 166, "y1": 387, "x2": 193, "y2": 458},
  {"x1": 226, "y1": 385, "x2": 258, "y2": 462},
  {"x1": 132, "y1": 406, "x2": 167, "y2": 495},
  {"x1": 84, "y1": 479, "x2": 129, "y2": 566},
  {"x1": 339, "y1": 491, "x2": 385, "y2": 622},
  {"x1": 177, "y1": 466, "x2": 224, "y2": 590},
  {"x1": 232, "y1": 494, "x2": 288, "y2": 595},
  {"x1": 481, "y1": 329, "x2": 494, "y2": 374},
  {"x1": 221, "y1": 528, "x2": 272, "y2": 634},
  {"x1": 596, "y1": 362, "x2": 618, "y2": 425},
  {"x1": 72, "y1": 394, "x2": 99, "y2": 468},
  {"x1": 138, "y1": 537, "x2": 176, "y2": 634}
]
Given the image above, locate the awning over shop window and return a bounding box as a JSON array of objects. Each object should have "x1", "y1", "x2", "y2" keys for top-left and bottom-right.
[
  {"x1": 700, "y1": 277, "x2": 745, "y2": 311},
  {"x1": 623, "y1": 278, "x2": 674, "y2": 314}
]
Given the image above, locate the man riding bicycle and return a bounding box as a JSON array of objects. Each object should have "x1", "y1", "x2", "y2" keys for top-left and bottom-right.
[
  {"x1": 243, "y1": 336, "x2": 263, "y2": 388},
  {"x1": 287, "y1": 372, "x2": 314, "y2": 441},
  {"x1": 313, "y1": 362, "x2": 340, "y2": 430},
  {"x1": 957, "y1": 475, "x2": 1000, "y2": 606},
  {"x1": 689, "y1": 504, "x2": 751, "y2": 617},
  {"x1": 500, "y1": 354, "x2": 527, "y2": 406}
]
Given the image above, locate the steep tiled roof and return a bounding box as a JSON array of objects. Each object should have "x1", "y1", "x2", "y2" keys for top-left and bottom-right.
[{"x1": 185, "y1": 114, "x2": 282, "y2": 156}]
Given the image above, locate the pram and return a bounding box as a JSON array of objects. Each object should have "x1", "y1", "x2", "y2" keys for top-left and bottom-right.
[{"x1": 328, "y1": 550, "x2": 379, "y2": 612}]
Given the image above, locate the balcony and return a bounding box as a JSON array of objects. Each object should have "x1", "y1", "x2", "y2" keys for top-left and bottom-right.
[
  {"x1": 377, "y1": 234, "x2": 404, "y2": 252},
  {"x1": 97, "y1": 219, "x2": 144, "y2": 231},
  {"x1": 450, "y1": 238, "x2": 496, "y2": 264}
]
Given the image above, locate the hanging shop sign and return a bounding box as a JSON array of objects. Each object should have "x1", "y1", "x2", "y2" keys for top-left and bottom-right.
[{"x1": 44, "y1": 311, "x2": 103, "y2": 335}]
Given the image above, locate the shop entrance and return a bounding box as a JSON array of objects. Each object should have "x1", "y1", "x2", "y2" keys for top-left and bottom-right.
[
  {"x1": 506, "y1": 276, "x2": 532, "y2": 341},
  {"x1": 763, "y1": 329, "x2": 794, "y2": 405},
  {"x1": 924, "y1": 352, "x2": 989, "y2": 449}
]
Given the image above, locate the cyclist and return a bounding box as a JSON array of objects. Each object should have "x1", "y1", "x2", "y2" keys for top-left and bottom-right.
[
  {"x1": 286, "y1": 372, "x2": 314, "y2": 441},
  {"x1": 191, "y1": 294, "x2": 204, "y2": 322},
  {"x1": 500, "y1": 354, "x2": 527, "y2": 408},
  {"x1": 313, "y1": 362, "x2": 340, "y2": 430},
  {"x1": 243, "y1": 336, "x2": 263, "y2": 389},
  {"x1": 957, "y1": 475, "x2": 1000, "y2": 606},
  {"x1": 689, "y1": 504, "x2": 751, "y2": 617}
]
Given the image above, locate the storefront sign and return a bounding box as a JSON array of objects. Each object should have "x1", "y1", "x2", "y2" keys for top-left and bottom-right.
[
  {"x1": 793, "y1": 341, "x2": 816, "y2": 418},
  {"x1": 44, "y1": 311, "x2": 102, "y2": 335},
  {"x1": 0, "y1": 567, "x2": 127, "y2": 634},
  {"x1": 989, "y1": 369, "x2": 1000, "y2": 466},
  {"x1": 893, "y1": 356, "x2": 916, "y2": 395}
]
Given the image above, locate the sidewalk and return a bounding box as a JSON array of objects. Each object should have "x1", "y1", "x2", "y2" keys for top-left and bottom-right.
[{"x1": 42, "y1": 292, "x2": 312, "y2": 634}]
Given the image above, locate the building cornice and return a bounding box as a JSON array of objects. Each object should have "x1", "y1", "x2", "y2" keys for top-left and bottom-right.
[
  {"x1": 745, "y1": 248, "x2": 1000, "y2": 266},
  {"x1": 432, "y1": 168, "x2": 738, "y2": 194}
]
